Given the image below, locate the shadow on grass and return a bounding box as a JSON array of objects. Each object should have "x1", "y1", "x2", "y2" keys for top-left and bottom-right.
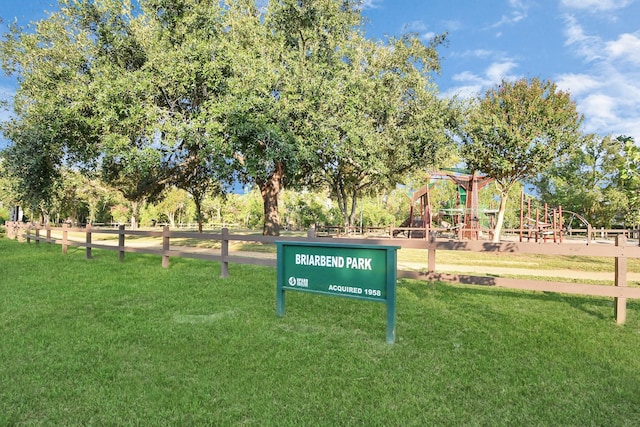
[{"x1": 399, "y1": 279, "x2": 635, "y2": 323}]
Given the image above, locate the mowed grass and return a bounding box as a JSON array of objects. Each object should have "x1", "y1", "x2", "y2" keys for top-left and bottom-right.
[{"x1": 1, "y1": 239, "x2": 640, "y2": 426}]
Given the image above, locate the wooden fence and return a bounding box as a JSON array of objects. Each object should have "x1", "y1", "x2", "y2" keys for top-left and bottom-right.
[{"x1": 5, "y1": 221, "x2": 640, "y2": 324}]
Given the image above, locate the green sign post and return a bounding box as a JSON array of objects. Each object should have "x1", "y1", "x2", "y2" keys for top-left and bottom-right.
[{"x1": 276, "y1": 241, "x2": 399, "y2": 344}]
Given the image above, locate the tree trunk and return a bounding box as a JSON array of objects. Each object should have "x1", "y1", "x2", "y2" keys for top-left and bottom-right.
[
  {"x1": 493, "y1": 191, "x2": 509, "y2": 243},
  {"x1": 259, "y1": 162, "x2": 284, "y2": 236},
  {"x1": 130, "y1": 201, "x2": 139, "y2": 230},
  {"x1": 333, "y1": 181, "x2": 349, "y2": 227},
  {"x1": 333, "y1": 180, "x2": 358, "y2": 228},
  {"x1": 348, "y1": 188, "x2": 358, "y2": 228},
  {"x1": 194, "y1": 196, "x2": 203, "y2": 233}
]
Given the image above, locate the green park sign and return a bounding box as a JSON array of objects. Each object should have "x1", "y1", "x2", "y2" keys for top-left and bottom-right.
[{"x1": 276, "y1": 241, "x2": 399, "y2": 344}]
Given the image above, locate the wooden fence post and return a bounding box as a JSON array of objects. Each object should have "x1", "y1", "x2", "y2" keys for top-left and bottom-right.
[
  {"x1": 428, "y1": 232, "x2": 436, "y2": 273},
  {"x1": 25, "y1": 223, "x2": 31, "y2": 244},
  {"x1": 220, "y1": 227, "x2": 229, "y2": 278},
  {"x1": 62, "y1": 223, "x2": 68, "y2": 255},
  {"x1": 86, "y1": 224, "x2": 92, "y2": 259},
  {"x1": 162, "y1": 225, "x2": 170, "y2": 268},
  {"x1": 118, "y1": 225, "x2": 125, "y2": 262},
  {"x1": 35, "y1": 225, "x2": 41, "y2": 245},
  {"x1": 614, "y1": 235, "x2": 627, "y2": 324},
  {"x1": 46, "y1": 226, "x2": 51, "y2": 244}
]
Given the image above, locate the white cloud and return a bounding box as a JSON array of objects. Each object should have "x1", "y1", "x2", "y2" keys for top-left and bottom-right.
[
  {"x1": 563, "y1": 15, "x2": 604, "y2": 61},
  {"x1": 606, "y1": 32, "x2": 640, "y2": 65},
  {"x1": 490, "y1": 13, "x2": 526, "y2": 29},
  {"x1": 400, "y1": 20, "x2": 436, "y2": 42},
  {"x1": 442, "y1": 20, "x2": 463, "y2": 31},
  {"x1": 560, "y1": 0, "x2": 633, "y2": 11},
  {"x1": 452, "y1": 71, "x2": 485, "y2": 85},
  {"x1": 404, "y1": 20, "x2": 427, "y2": 32},
  {"x1": 360, "y1": 0, "x2": 383, "y2": 9},
  {"x1": 487, "y1": 0, "x2": 530, "y2": 29},
  {"x1": 421, "y1": 32, "x2": 436, "y2": 41},
  {"x1": 486, "y1": 61, "x2": 518, "y2": 83},
  {"x1": 581, "y1": 93, "x2": 618, "y2": 122},
  {"x1": 457, "y1": 49, "x2": 510, "y2": 61},
  {"x1": 579, "y1": 67, "x2": 640, "y2": 136},
  {"x1": 555, "y1": 73, "x2": 602, "y2": 96},
  {"x1": 444, "y1": 59, "x2": 520, "y2": 98},
  {"x1": 441, "y1": 84, "x2": 484, "y2": 100},
  {"x1": 560, "y1": 14, "x2": 640, "y2": 139}
]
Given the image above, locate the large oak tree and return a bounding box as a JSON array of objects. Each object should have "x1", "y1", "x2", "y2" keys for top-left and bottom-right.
[{"x1": 2, "y1": 0, "x2": 456, "y2": 234}]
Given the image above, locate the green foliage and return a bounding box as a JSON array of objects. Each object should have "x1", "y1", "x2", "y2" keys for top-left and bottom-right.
[
  {"x1": 0, "y1": 205, "x2": 8, "y2": 224},
  {"x1": 617, "y1": 136, "x2": 640, "y2": 225},
  {"x1": 0, "y1": 120, "x2": 64, "y2": 216},
  {"x1": 1, "y1": 0, "x2": 456, "y2": 236},
  {"x1": 101, "y1": 146, "x2": 167, "y2": 222},
  {"x1": 532, "y1": 134, "x2": 633, "y2": 228},
  {"x1": 460, "y1": 77, "x2": 583, "y2": 240},
  {"x1": 303, "y1": 30, "x2": 457, "y2": 227},
  {"x1": 155, "y1": 187, "x2": 193, "y2": 228},
  {"x1": 139, "y1": 203, "x2": 164, "y2": 227},
  {"x1": 281, "y1": 190, "x2": 332, "y2": 229},
  {"x1": 109, "y1": 203, "x2": 130, "y2": 225},
  {"x1": 462, "y1": 78, "x2": 582, "y2": 187}
]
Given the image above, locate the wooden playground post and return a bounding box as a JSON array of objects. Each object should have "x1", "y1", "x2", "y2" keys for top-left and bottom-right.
[
  {"x1": 542, "y1": 203, "x2": 555, "y2": 243},
  {"x1": 558, "y1": 206, "x2": 563, "y2": 243},
  {"x1": 519, "y1": 191, "x2": 524, "y2": 242},
  {"x1": 527, "y1": 198, "x2": 532, "y2": 242}
]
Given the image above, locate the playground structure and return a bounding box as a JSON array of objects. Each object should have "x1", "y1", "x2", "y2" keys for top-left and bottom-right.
[
  {"x1": 396, "y1": 171, "x2": 589, "y2": 242},
  {"x1": 395, "y1": 171, "x2": 495, "y2": 239},
  {"x1": 519, "y1": 192, "x2": 592, "y2": 243},
  {"x1": 519, "y1": 192, "x2": 563, "y2": 243}
]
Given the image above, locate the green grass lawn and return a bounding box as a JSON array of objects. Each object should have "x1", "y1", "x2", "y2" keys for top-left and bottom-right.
[{"x1": 1, "y1": 239, "x2": 639, "y2": 426}]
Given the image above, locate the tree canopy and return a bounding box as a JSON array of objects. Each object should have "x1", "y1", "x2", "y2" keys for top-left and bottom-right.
[
  {"x1": 1, "y1": 0, "x2": 456, "y2": 234},
  {"x1": 531, "y1": 134, "x2": 629, "y2": 228},
  {"x1": 460, "y1": 77, "x2": 583, "y2": 241}
]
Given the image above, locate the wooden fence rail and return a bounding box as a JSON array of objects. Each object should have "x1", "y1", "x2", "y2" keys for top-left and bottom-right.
[{"x1": 5, "y1": 221, "x2": 640, "y2": 324}]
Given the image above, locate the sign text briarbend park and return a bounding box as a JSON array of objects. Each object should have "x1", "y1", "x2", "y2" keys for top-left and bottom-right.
[{"x1": 276, "y1": 242, "x2": 399, "y2": 344}]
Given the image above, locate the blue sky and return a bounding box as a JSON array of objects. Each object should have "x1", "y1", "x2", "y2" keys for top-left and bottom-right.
[
  {"x1": 1, "y1": 0, "x2": 639, "y2": 147},
  {"x1": 362, "y1": 0, "x2": 640, "y2": 140}
]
